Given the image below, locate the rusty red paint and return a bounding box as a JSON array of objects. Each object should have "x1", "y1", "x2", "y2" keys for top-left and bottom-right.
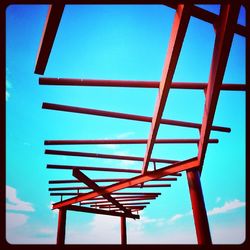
[{"x1": 42, "y1": 102, "x2": 231, "y2": 132}]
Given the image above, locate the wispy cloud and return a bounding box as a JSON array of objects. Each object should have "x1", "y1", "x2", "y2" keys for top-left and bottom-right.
[
  {"x1": 6, "y1": 212, "x2": 29, "y2": 229},
  {"x1": 216, "y1": 197, "x2": 221, "y2": 203},
  {"x1": 207, "y1": 199, "x2": 245, "y2": 216},
  {"x1": 98, "y1": 144, "x2": 119, "y2": 150},
  {"x1": 6, "y1": 185, "x2": 35, "y2": 212},
  {"x1": 120, "y1": 159, "x2": 136, "y2": 167},
  {"x1": 49, "y1": 201, "x2": 59, "y2": 216},
  {"x1": 116, "y1": 131, "x2": 135, "y2": 139},
  {"x1": 6, "y1": 91, "x2": 10, "y2": 101},
  {"x1": 37, "y1": 227, "x2": 55, "y2": 236},
  {"x1": 167, "y1": 213, "x2": 184, "y2": 224},
  {"x1": 6, "y1": 79, "x2": 12, "y2": 101}
]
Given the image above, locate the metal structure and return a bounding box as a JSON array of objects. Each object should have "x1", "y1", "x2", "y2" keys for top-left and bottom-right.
[{"x1": 34, "y1": 3, "x2": 246, "y2": 245}]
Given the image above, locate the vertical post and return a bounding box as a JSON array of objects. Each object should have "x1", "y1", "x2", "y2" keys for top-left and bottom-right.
[
  {"x1": 186, "y1": 169, "x2": 212, "y2": 244},
  {"x1": 57, "y1": 208, "x2": 67, "y2": 245},
  {"x1": 120, "y1": 216, "x2": 127, "y2": 245}
]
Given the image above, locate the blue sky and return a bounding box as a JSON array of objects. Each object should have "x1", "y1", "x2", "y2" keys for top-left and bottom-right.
[{"x1": 6, "y1": 4, "x2": 245, "y2": 244}]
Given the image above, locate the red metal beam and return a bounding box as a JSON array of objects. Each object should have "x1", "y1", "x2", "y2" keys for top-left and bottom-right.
[
  {"x1": 72, "y1": 169, "x2": 132, "y2": 216},
  {"x1": 65, "y1": 205, "x2": 139, "y2": 219},
  {"x1": 45, "y1": 149, "x2": 178, "y2": 164},
  {"x1": 49, "y1": 177, "x2": 177, "y2": 184},
  {"x1": 42, "y1": 102, "x2": 231, "y2": 132},
  {"x1": 45, "y1": 138, "x2": 219, "y2": 145},
  {"x1": 166, "y1": 3, "x2": 246, "y2": 37},
  {"x1": 50, "y1": 192, "x2": 161, "y2": 197},
  {"x1": 198, "y1": 3, "x2": 241, "y2": 166},
  {"x1": 81, "y1": 197, "x2": 157, "y2": 205},
  {"x1": 49, "y1": 184, "x2": 171, "y2": 191},
  {"x1": 56, "y1": 208, "x2": 66, "y2": 245},
  {"x1": 92, "y1": 201, "x2": 150, "y2": 207},
  {"x1": 111, "y1": 192, "x2": 162, "y2": 196},
  {"x1": 40, "y1": 77, "x2": 246, "y2": 91},
  {"x1": 101, "y1": 207, "x2": 145, "y2": 212},
  {"x1": 53, "y1": 157, "x2": 199, "y2": 209},
  {"x1": 142, "y1": 4, "x2": 191, "y2": 175},
  {"x1": 47, "y1": 164, "x2": 181, "y2": 176},
  {"x1": 120, "y1": 216, "x2": 127, "y2": 245},
  {"x1": 47, "y1": 164, "x2": 142, "y2": 173},
  {"x1": 187, "y1": 169, "x2": 212, "y2": 244},
  {"x1": 35, "y1": 4, "x2": 64, "y2": 74}
]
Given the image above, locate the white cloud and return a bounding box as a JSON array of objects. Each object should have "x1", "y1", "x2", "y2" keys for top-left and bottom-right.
[
  {"x1": 38, "y1": 227, "x2": 55, "y2": 236},
  {"x1": 167, "y1": 213, "x2": 184, "y2": 224},
  {"x1": 6, "y1": 79, "x2": 12, "y2": 88},
  {"x1": 6, "y1": 91, "x2": 10, "y2": 101},
  {"x1": 6, "y1": 79, "x2": 12, "y2": 101},
  {"x1": 66, "y1": 214, "x2": 120, "y2": 244},
  {"x1": 6, "y1": 212, "x2": 29, "y2": 229},
  {"x1": 116, "y1": 132, "x2": 135, "y2": 139},
  {"x1": 120, "y1": 160, "x2": 136, "y2": 167},
  {"x1": 216, "y1": 197, "x2": 221, "y2": 203},
  {"x1": 6, "y1": 185, "x2": 35, "y2": 212},
  {"x1": 98, "y1": 144, "x2": 119, "y2": 150},
  {"x1": 211, "y1": 221, "x2": 245, "y2": 244},
  {"x1": 49, "y1": 201, "x2": 59, "y2": 216},
  {"x1": 207, "y1": 199, "x2": 245, "y2": 216}
]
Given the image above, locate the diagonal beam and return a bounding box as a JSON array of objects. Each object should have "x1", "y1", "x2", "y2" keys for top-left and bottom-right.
[
  {"x1": 198, "y1": 4, "x2": 241, "y2": 166},
  {"x1": 45, "y1": 138, "x2": 219, "y2": 145},
  {"x1": 53, "y1": 157, "x2": 199, "y2": 209},
  {"x1": 45, "y1": 149, "x2": 177, "y2": 164},
  {"x1": 72, "y1": 169, "x2": 132, "y2": 215},
  {"x1": 142, "y1": 4, "x2": 191, "y2": 175},
  {"x1": 42, "y1": 102, "x2": 231, "y2": 132},
  {"x1": 65, "y1": 205, "x2": 139, "y2": 219},
  {"x1": 35, "y1": 4, "x2": 65, "y2": 74}
]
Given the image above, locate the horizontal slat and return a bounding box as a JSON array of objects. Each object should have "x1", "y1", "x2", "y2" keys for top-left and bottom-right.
[
  {"x1": 45, "y1": 149, "x2": 178, "y2": 164},
  {"x1": 46, "y1": 164, "x2": 182, "y2": 176},
  {"x1": 49, "y1": 184, "x2": 171, "y2": 191},
  {"x1": 65, "y1": 205, "x2": 139, "y2": 219},
  {"x1": 44, "y1": 138, "x2": 219, "y2": 145},
  {"x1": 40, "y1": 78, "x2": 246, "y2": 91},
  {"x1": 42, "y1": 102, "x2": 231, "y2": 132},
  {"x1": 49, "y1": 177, "x2": 177, "y2": 184}
]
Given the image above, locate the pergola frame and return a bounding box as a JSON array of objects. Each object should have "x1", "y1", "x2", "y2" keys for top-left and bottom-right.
[{"x1": 34, "y1": 2, "x2": 246, "y2": 245}]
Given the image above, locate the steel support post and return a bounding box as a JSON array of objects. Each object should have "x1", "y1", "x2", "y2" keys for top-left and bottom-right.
[
  {"x1": 186, "y1": 169, "x2": 212, "y2": 244},
  {"x1": 120, "y1": 216, "x2": 127, "y2": 245},
  {"x1": 57, "y1": 208, "x2": 67, "y2": 245}
]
